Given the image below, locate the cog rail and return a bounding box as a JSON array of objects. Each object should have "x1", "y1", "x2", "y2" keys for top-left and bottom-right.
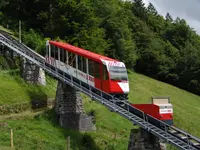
[{"x1": 0, "y1": 31, "x2": 199, "y2": 150}]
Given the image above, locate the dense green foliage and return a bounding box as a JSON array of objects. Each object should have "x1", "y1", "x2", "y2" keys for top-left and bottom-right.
[{"x1": 1, "y1": 0, "x2": 200, "y2": 95}]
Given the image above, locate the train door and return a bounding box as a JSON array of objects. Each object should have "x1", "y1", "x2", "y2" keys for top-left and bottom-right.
[{"x1": 101, "y1": 65, "x2": 110, "y2": 93}]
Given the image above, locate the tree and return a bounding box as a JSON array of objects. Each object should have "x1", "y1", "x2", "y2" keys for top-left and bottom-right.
[
  {"x1": 132, "y1": 0, "x2": 147, "y2": 19},
  {"x1": 147, "y1": 3, "x2": 157, "y2": 15},
  {"x1": 165, "y1": 12, "x2": 173, "y2": 22},
  {"x1": 101, "y1": 7, "x2": 137, "y2": 67}
]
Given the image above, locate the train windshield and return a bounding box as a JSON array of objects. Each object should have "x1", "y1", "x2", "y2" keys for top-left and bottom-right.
[{"x1": 109, "y1": 66, "x2": 128, "y2": 81}]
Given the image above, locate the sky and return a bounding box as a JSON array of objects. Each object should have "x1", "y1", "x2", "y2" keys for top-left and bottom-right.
[{"x1": 142, "y1": 0, "x2": 200, "y2": 34}]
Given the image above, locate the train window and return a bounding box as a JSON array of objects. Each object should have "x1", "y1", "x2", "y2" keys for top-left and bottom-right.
[
  {"x1": 68, "y1": 52, "x2": 76, "y2": 68},
  {"x1": 68, "y1": 52, "x2": 72, "y2": 65},
  {"x1": 103, "y1": 65, "x2": 109, "y2": 80},
  {"x1": 63, "y1": 50, "x2": 67, "y2": 63},
  {"x1": 51, "y1": 45, "x2": 55, "y2": 57},
  {"x1": 55, "y1": 46, "x2": 58, "y2": 60},
  {"x1": 159, "y1": 106, "x2": 165, "y2": 109},
  {"x1": 82, "y1": 57, "x2": 87, "y2": 73},
  {"x1": 109, "y1": 66, "x2": 128, "y2": 81},
  {"x1": 77, "y1": 55, "x2": 87, "y2": 73},
  {"x1": 159, "y1": 105, "x2": 172, "y2": 109},
  {"x1": 88, "y1": 59, "x2": 94, "y2": 76},
  {"x1": 73, "y1": 54, "x2": 76, "y2": 68},
  {"x1": 60, "y1": 48, "x2": 63, "y2": 62},
  {"x1": 168, "y1": 105, "x2": 172, "y2": 109},
  {"x1": 88, "y1": 60, "x2": 100, "y2": 78},
  {"x1": 94, "y1": 62, "x2": 100, "y2": 78},
  {"x1": 78, "y1": 55, "x2": 82, "y2": 71}
]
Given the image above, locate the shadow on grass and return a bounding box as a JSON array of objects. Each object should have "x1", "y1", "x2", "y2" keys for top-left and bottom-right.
[
  {"x1": 28, "y1": 89, "x2": 48, "y2": 109},
  {"x1": 37, "y1": 109, "x2": 101, "y2": 150}
]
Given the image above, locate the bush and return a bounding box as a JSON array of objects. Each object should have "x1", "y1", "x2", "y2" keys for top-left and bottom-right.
[
  {"x1": 81, "y1": 134, "x2": 100, "y2": 150},
  {"x1": 165, "y1": 73, "x2": 179, "y2": 85},
  {"x1": 87, "y1": 109, "x2": 96, "y2": 124},
  {"x1": 22, "y1": 29, "x2": 50, "y2": 56},
  {"x1": 0, "y1": 56, "x2": 9, "y2": 69}
]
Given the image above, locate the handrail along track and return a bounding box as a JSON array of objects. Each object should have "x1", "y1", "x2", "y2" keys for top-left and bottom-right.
[{"x1": 0, "y1": 30, "x2": 199, "y2": 150}]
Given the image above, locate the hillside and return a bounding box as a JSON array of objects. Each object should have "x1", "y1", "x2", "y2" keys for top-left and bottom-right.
[
  {"x1": 0, "y1": 71, "x2": 199, "y2": 150},
  {"x1": 0, "y1": 71, "x2": 57, "y2": 105},
  {"x1": 1, "y1": 0, "x2": 200, "y2": 96}
]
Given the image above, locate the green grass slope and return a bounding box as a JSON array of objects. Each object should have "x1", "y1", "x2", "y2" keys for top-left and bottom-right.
[
  {"x1": 0, "y1": 71, "x2": 199, "y2": 150},
  {"x1": 0, "y1": 71, "x2": 57, "y2": 104}
]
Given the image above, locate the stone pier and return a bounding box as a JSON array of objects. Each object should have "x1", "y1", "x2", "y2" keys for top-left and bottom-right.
[
  {"x1": 20, "y1": 58, "x2": 46, "y2": 85},
  {"x1": 128, "y1": 128, "x2": 166, "y2": 150},
  {"x1": 55, "y1": 80, "x2": 95, "y2": 131}
]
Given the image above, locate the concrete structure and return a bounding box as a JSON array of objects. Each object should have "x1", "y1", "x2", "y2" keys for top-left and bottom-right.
[
  {"x1": 128, "y1": 128, "x2": 166, "y2": 150},
  {"x1": 21, "y1": 58, "x2": 46, "y2": 85},
  {"x1": 55, "y1": 81, "x2": 96, "y2": 131}
]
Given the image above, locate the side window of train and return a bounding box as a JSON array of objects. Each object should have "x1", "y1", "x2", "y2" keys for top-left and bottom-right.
[
  {"x1": 63, "y1": 50, "x2": 67, "y2": 63},
  {"x1": 78, "y1": 55, "x2": 82, "y2": 71},
  {"x1": 68, "y1": 52, "x2": 76, "y2": 68},
  {"x1": 73, "y1": 53, "x2": 76, "y2": 68},
  {"x1": 55, "y1": 46, "x2": 58, "y2": 60},
  {"x1": 51, "y1": 45, "x2": 55, "y2": 57},
  {"x1": 78, "y1": 55, "x2": 87, "y2": 73},
  {"x1": 60, "y1": 48, "x2": 63, "y2": 62},
  {"x1": 68, "y1": 52, "x2": 72, "y2": 65},
  {"x1": 94, "y1": 62, "x2": 100, "y2": 78},
  {"x1": 88, "y1": 60, "x2": 100, "y2": 78},
  {"x1": 88, "y1": 59, "x2": 94, "y2": 76},
  {"x1": 82, "y1": 57, "x2": 87, "y2": 73},
  {"x1": 103, "y1": 65, "x2": 109, "y2": 80}
]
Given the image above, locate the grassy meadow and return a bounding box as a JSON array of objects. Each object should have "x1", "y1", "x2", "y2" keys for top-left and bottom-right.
[
  {"x1": 0, "y1": 71, "x2": 57, "y2": 105},
  {"x1": 0, "y1": 71, "x2": 199, "y2": 149}
]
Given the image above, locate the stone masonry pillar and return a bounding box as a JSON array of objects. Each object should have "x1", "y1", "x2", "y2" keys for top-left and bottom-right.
[
  {"x1": 21, "y1": 58, "x2": 46, "y2": 85},
  {"x1": 55, "y1": 80, "x2": 96, "y2": 131},
  {"x1": 128, "y1": 128, "x2": 166, "y2": 150}
]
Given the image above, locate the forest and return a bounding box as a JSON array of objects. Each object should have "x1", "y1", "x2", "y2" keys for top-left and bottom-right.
[{"x1": 1, "y1": 0, "x2": 200, "y2": 95}]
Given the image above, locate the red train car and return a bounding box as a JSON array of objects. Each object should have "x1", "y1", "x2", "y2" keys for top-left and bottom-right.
[
  {"x1": 45, "y1": 40, "x2": 129, "y2": 99},
  {"x1": 132, "y1": 97, "x2": 173, "y2": 125}
]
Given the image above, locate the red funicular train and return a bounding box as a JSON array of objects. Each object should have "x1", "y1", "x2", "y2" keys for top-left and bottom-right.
[
  {"x1": 45, "y1": 40, "x2": 173, "y2": 126},
  {"x1": 45, "y1": 40, "x2": 129, "y2": 99}
]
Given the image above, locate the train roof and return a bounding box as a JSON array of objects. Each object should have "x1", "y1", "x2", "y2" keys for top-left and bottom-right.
[{"x1": 49, "y1": 40, "x2": 118, "y2": 63}]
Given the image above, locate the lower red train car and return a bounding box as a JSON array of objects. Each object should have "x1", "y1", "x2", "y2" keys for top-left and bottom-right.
[{"x1": 131, "y1": 103, "x2": 173, "y2": 125}]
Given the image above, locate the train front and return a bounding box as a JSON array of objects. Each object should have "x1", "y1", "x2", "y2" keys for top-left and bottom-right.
[{"x1": 107, "y1": 61, "x2": 129, "y2": 99}]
